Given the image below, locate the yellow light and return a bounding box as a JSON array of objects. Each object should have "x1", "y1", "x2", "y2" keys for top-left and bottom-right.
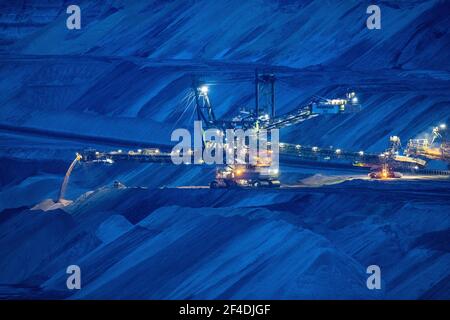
[{"x1": 381, "y1": 166, "x2": 389, "y2": 179}]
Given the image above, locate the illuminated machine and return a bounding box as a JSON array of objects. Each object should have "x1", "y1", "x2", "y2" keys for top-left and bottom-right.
[
  {"x1": 368, "y1": 163, "x2": 402, "y2": 179},
  {"x1": 193, "y1": 73, "x2": 360, "y2": 132},
  {"x1": 210, "y1": 164, "x2": 280, "y2": 188},
  {"x1": 367, "y1": 136, "x2": 424, "y2": 179},
  {"x1": 406, "y1": 124, "x2": 449, "y2": 164},
  {"x1": 194, "y1": 72, "x2": 360, "y2": 188}
]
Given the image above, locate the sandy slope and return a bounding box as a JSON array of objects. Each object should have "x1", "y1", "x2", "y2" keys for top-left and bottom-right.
[{"x1": 0, "y1": 181, "x2": 448, "y2": 299}]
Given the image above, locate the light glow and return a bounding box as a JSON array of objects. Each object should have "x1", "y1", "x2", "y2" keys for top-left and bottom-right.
[{"x1": 199, "y1": 85, "x2": 209, "y2": 95}]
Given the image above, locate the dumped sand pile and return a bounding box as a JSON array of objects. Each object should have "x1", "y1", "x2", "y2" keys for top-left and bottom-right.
[
  {"x1": 299, "y1": 174, "x2": 354, "y2": 187},
  {"x1": 31, "y1": 199, "x2": 72, "y2": 212}
]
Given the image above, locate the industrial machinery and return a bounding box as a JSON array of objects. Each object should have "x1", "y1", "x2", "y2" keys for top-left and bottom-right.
[
  {"x1": 210, "y1": 164, "x2": 280, "y2": 188},
  {"x1": 193, "y1": 72, "x2": 360, "y2": 132},
  {"x1": 366, "y1": 136, "x2": 424, "y2": 179},
  {"x1": 210, "y1": 143, "x2": 280, "y2": 189},
  {"x1": 79, "y1": 147, "x2": 171, "y2": 164},
  {"x1": 350, "y1": 135, "x2": 426, "y2": 179},
  {"x1": 406, "y1": 124, "x2": 449, "y2": 164},
  {"x1": 193, "y1": 72, "x2": 360, "y2": 187},
  {"x1": 367, "y1": 136, "x2": 403, "y2": 179},
  {"x1": 72, "y1": 77, "x2": 449, "y2": 190},
  {"x1": 383, "y1": 135, "x2": 426, "y2": 167},
  {"x1": 65, "y1": 71, "x2": 450, "y2": 194},
  {"x1": 368, "y1": 163, "x2": 402, "y2": 179}
]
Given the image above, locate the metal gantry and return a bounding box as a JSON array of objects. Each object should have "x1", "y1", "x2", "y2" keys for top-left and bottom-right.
[{"x1": 77, "y1": 72, "x2": 449, "y2": 178}]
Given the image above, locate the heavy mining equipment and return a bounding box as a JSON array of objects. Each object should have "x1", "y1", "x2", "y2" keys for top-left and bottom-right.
[
  {"x1": 193, "y1": 73, "x2": 361, "y2": 132},
  {"x1": 210, "y1": 164, "x2": 280, "y2": 188},
  {"x1": 194, "y1": 72, "x2": 361, "y2": 187},
  {"x1": 355, "y1": 136, "x2": 426, "y2": 179},
  {"x1": 405, "y1": 124, "x2": 449, "y2": 165},
  {"x1": 75, "y1": 72, "x2": 364, "y2": 189},
  {"x1": 368, "y1": 163, "x2": 402, "y2": 179},
  {"x1": 367, "y1": 136, "x2": 409, "y2": 179}
]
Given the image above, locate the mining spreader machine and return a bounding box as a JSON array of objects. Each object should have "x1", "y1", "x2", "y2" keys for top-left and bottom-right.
[
  {"x1": 406, "y1": 124, "x2": 450, "y2": 167},
  {"x1": 210, "y1": 163, "x2": 281, "y2": 188},
  {"x1": 193, "y1": 71, "x2": 361, "y2": 188}
]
